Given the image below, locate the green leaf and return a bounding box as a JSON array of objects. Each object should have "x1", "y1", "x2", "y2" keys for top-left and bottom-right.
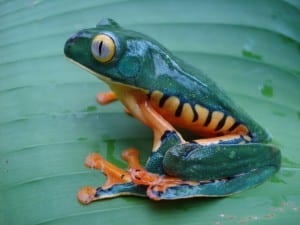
[{"x1": 1, "y1": 0, "x2": 300, "y2": 225}]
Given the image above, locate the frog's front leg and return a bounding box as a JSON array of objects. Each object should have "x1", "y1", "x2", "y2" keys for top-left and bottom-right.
[
  {"x1": 96, "y1": 91, "x2": 117, "y2": 105},
  {"x1": 109, "y1": 84, "x2": 185, "y2": 149},
  {"x1": 137, "y1": 100, "x2": 185, "y2": 150}
]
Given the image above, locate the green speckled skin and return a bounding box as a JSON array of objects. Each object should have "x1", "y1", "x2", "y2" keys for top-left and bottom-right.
[{"x1": 64, "y1": 19, "x2": 281, "y2": 199}]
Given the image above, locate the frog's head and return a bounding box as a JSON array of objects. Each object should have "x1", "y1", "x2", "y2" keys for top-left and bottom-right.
[{"x1": 64, "y1": 18, "x2": 159, "y2": 86}]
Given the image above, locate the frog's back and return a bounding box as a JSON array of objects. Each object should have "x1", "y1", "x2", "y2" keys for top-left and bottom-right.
[{"x1": 142, "y1": 58, "x2": 270, "y2": 142}]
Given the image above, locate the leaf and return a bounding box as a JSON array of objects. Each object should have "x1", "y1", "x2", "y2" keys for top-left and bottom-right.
[{"x1": 1, "y1": 0, "x2": 300, "y2": 225}]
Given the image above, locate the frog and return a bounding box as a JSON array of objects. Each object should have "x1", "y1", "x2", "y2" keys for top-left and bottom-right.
[{"x1": 64, "y1": 18, "x2": 281, "y2": 203}]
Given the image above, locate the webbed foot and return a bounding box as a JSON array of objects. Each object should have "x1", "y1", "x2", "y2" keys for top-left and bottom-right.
[{"x1": 77, "y1": 149, "x2": 147, "y2": 204}]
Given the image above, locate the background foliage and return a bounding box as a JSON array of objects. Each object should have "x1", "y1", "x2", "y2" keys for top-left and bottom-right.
[{"x1": 1, "y1": 0, "x2": 300, "y2": 224}]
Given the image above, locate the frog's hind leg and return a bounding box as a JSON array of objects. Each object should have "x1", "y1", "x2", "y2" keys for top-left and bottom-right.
[
  {"x1": 130, "y1": 142, "x2": 280, "y2": 200},
  {"x1": 145, "y1": 133, "x2": 249, "y2": 174},
  {"x1": 158, "y1": 142, "x2": 281, "y2": 199},
  {"x1": 77, "y1": 149, "x2": 148, "y2": 204}
]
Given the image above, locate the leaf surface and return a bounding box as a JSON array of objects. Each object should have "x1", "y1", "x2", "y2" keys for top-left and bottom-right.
[{"x1": 1, "y1": 0, "x2": 300, "y2": 225}]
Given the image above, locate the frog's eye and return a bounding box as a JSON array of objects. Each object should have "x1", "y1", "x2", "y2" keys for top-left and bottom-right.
[{"x1": 91, "y1": 34, "x2": 115, "y2": 63}]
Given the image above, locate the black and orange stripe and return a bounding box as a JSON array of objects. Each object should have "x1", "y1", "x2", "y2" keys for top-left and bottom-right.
[{"x1": 148, "y1": 90, "x2": 249, "y2": 136}]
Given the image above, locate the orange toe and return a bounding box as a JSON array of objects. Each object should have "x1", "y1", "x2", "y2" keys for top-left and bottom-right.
[
  {"x1": 85, "y1": 153, "x2": 104, "y2": 171},
  {"x1": 96, "y1": 92, "x2": 117, "y2": 105},
  {"x1": 77, "y1": 186, "x2": 97, "y2": 205}
]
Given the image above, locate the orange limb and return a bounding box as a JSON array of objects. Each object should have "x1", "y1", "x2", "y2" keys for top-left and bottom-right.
[
  {"x1": 121, "y1": 148, "x2": 144, "y2": 170},
  {"x1": 107, "y1": 83, "x2": 185, "y2": 150},
  {"x1": 124, "y1": 148, "x2": 199, "y2": 201},
  {"x1": 77, "y1": 148, "x2": 199, "y2": 202},
  {"x1": 77, "y1": 151, "x2": 131, "y2": 204},
  {"x1": 129, "y1": 167, "x2": 198, "y2": 201},
  {"x1": 96, "y1": 91, "x2": 117, "y2": 105},
  {"x1": 85, "y1": 153, "x2": 132, "y2": 189},
  {"x1": 77, "y1": 149, "x2": 144, "y2": 204},
  {"x1": 137, "y1": 100, "x2": 185, "y2": 150},
  {"x1": 192, "y1": 134, "x2": 251, "y2": 145},
  {"x1": 193, "y1": 134, "x2": 237, "y2": 145},
  {"x1": 123, "y1": 107, "x2": 132, "y2": 115}
]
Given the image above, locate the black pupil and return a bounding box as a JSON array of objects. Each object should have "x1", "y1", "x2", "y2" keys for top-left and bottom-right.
[{"x1": 98, "y1": 41, "x2": 103, "y2": 56}]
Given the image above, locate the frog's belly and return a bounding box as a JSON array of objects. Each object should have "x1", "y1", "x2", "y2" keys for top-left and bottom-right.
[{"x1": 149, "y1": 91, "x2": 248, "y2": 137}]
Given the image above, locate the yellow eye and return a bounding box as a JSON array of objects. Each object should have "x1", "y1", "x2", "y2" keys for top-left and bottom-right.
[{"x1": 91, "y1": 34, "x2": 115, "y2": 63}]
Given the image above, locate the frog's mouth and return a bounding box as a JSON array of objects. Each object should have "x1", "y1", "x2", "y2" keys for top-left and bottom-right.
[
  {"x1": 65, "y1": 56, "x2": 113, "y2": 84},
  {"x1": 64, "y1": 56, "x2": 147, "y2": 94}
]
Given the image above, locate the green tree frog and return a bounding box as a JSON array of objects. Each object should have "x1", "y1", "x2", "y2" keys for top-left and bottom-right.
[{"x1": 64, "y1": 18, "x2": 281, "y2": 203}]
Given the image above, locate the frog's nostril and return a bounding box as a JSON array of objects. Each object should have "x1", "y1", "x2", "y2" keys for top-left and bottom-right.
[
  {"x1": 66, "y1": 34, "x2": 78, "y2": 45},
  {"x1": 64, "y1": 34, "x2": 79, "y2": 56},
  {"x1": 64, "y1": 39, "x2": 74, "y2": 56},
  {"x1": 65, "y1": 30, "x2": 89, "y2": 50}
]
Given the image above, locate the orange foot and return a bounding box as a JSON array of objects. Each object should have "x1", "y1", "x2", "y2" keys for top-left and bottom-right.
[
  {"x1": 129, "y1": 168, "x2": 198, "y2": 201},
  {"x1": 78, "y1": 148, "x2": 198, "y2": 203},
  {"x1": 96, "y1": 91, "x2": 131, "y2": 114},
  {"x1": 96, "y1": 91, "x2": 117, "y2": 105},
  {"x1": 77, "y1": 148, "x2": 143, "y2": 204}
]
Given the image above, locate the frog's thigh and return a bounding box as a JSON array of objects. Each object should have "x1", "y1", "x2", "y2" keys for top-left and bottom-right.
[{"x1": 163, "y1": 143, "x2": 281, "y2": 181}]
